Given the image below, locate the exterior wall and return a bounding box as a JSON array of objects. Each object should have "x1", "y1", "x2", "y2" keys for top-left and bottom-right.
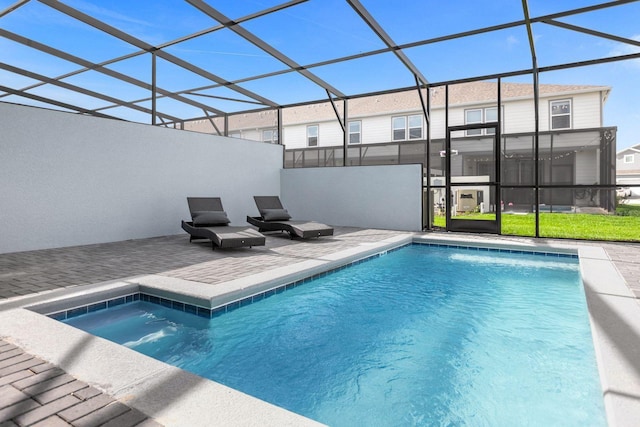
[
  {"x1": 0, "y1": 103, "x2": 282, "y2": 254},
  {"x1": 501, "y1": 99, "x2": 535, "y2": 134},
  {"x1": 617, "y1": 149, "x2": 640, "y2": 173},
  {"x1": 362, "y1": 115, "x2": 393, "y2": 144},
  {"x1": 319, "y1": 121, "x2": 343, "y2": 147},
  {"x1": 284, "y1": 119, "x2": 353, "y2": 148},
  {"x1": 540, "y1": 91, "x2": 603, "y2": 131},
  {"x1": 616, "y1": 146, "x2": 640, "y2": 187},
  {"x1": 429, "y1": 108, "x2": 447, "y2": 140},
  {"x1": 281, "y1": 165, "x2": 423, "y2": 231},
  {"x1": 281, "y1": 89, "x2": 605, "y2": 148},
  {"x1": 239, "y1": 128, "x2": 263, "y2": 142},
  {"x1": 283, "y1": 125, "x2": 305, "y2": 148}
]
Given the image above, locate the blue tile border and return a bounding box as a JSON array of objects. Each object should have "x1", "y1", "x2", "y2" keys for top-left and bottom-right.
[
  {"x1": 48, "y1": 242, "x2": 577, "y2": 322},
  {"x1": 412, "y1": 241, "x2": 578, "y2": 259}
]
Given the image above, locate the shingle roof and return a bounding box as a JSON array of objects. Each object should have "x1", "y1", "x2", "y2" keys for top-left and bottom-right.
[
  {"x1": 185, "y1": 81, "x2": 610, "y2": 130},
  {"x1": 281, "y1": 81, "x2": 610, "y2": 124},
  {"x1": 617, "y1": 145, "x2": 640, "y2": 155}
]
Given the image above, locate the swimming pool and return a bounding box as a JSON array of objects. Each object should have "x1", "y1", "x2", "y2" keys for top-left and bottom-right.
[{"x1": 62, "y1": 244, "x2": 605, "y2": 426}]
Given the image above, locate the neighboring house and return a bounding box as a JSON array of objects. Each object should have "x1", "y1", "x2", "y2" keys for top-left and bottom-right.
[
  {"x1": 616, "y1": 144, "x2": 640, "y2": 195},
  {"x1": 275, "y1": 82, "x2": 610, "y2": 147},
  {"x1": 183, "y1": 81, "x2": 616, "y2": 211}
]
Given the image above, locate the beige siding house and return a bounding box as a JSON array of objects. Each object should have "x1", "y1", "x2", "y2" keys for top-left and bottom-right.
[
  {"x1": 182, "y1": 81, "x2": 616, "y2": 215},
  {"x1": 183, "y1": 81, "x2": 610, "y2": 148},
  {"x1": 274, "y1": 82, "x2": 609, "y2": 148},
  {"x1": 617, "y1": 144, "x2": 640, "y2": 194}
]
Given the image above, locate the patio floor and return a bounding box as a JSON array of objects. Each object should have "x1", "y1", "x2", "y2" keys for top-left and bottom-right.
[{"x1": 1, "y1": 228, "x2": 640, "y2": 426}]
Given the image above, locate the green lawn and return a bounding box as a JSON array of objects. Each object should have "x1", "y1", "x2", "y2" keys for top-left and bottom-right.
[{"x1": 432, "y1": 205, "x2": 640, "y2": 241}]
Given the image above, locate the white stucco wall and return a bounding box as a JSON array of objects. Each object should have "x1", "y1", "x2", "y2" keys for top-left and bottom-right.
[
  {"x1": 0, "y1": 103, "x2": 282, "y2": 254},
  {"x1": 280, "y1": 165, "x2": 423, "y2": 231}
]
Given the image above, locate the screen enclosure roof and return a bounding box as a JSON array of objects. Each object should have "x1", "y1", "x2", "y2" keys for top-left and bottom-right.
[{"x1": 1, "y1": 0, "x2": 639, "y2": 125}]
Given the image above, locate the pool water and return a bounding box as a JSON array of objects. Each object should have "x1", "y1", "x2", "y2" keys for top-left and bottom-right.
[{"x1": 64, "y1": 245, "x2": 606, "y2": 426}]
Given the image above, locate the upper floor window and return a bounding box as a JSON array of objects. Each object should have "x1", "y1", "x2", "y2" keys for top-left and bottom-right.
[
  {"x1": 465, "y1": 107, "x2": 498, "y2": 136},
  {"x1": 392, "y1": 116, "x2": 406, "y2": 141},
  {"x1": 408, "y1": 115, "x2": 423, "y2": 139},
  {"x1": 550, "y1": 99, "x2": 571, "y2": 130},
  {"x1": 307, "y1": 125, "x2": 318, "y2": 147},
  {"x1": 484, "y1": 107, "x2": 498, "y2": 135},
  {"x1": 262, "y1": 129, "x2": 278, "y2": 144},
  {"x1": 624, "y1": 154, "x2": 635, "y2": 164},
  {"x1": 392, "y1": 114, "x2": 423, "y2": 141},
  {"x1": 348, "y1": 121, "x2": 361, "y2": 144}
]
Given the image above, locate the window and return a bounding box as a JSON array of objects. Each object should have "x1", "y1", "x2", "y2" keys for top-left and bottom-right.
[
  {"x1": 392, "y1": 116, "x2": 406, "y2": 141},
  {"x1": 392, "y1": 115, "x2": 423, "y2": 141},
  {"x1": 307, "y1": 125, "x2": 318, "y2": 147},
  {"x1": 485, "y1": 107, "x2": 498, "y2": 135},
  {"x1": 550, "y1": 99, "x2": 571, "y2": 130},
  {"x1": 262, "y1": 129, "x2": 278, "y2": 144},
  {"x1": 624, "y1": 154, "x2": 635, "y2": 164},
  {"x1": 348, "y1": 121, "x2": 361, "y2": 144},
  {"x1": 408, "y1": 115, "x2": 423, "y2": 139},
  {"x1": 465, "y1": 109, "x2": 482, "y2": 136},
  {"x1": 229, "y1": 131, "x2": 241, "y2": 139},
  {"x1": 465, "y1": 107, "x2": 498, "y2": 136}
]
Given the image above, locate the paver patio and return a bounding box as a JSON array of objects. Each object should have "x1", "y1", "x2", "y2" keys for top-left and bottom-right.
[{"x1": 1, "y1": 227, "x2": 639, "y2": 426}]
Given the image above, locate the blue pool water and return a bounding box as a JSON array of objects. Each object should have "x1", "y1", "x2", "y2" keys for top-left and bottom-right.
[{"x1": 63, "y1": 245, "x2": 605, "y2": 426}]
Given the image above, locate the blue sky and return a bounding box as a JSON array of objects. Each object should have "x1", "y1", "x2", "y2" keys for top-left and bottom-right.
[{"x1": 0, "y1": 0, "x2": 638, "y2": 148}]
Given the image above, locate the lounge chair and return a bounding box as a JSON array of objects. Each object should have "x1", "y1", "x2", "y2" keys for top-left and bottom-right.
[
  {"x1": 247, "y1": 196, "x2": 334, "y2": 239},
  {"x1": 181, "y1": 197, "x2": 266, "y2": 249}
]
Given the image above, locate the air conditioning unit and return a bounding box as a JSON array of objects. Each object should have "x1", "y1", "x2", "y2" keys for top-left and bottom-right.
[{"x1": 456, "y1": 190, "x2": 479, "y2": 213}]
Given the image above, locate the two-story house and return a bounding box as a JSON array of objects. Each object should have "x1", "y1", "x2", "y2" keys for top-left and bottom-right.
[
  {"x1": 616, "y1": 144, "x2": 640, "y2": 196},
  {"x1": 183, "y1": 81, "x2": 616, "y2": 216}
]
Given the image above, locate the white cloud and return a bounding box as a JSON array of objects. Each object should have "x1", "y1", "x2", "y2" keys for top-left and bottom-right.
[
  {"x1": 65, "y1": 0, "x2": 154, "y2": 28},
  {"x1": 608, "y1": 34, "x2": 640, "y2": 68},
  {"x1": 506, "y1": 35, "x2": 519, "y2": 47}
]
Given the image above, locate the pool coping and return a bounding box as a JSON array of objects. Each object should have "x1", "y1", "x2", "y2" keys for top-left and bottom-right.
[{"x1": 1, "y1": 233, "x2": 638, "y2": 426}]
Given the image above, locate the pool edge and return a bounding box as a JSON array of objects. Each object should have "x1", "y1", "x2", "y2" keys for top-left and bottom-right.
[{"x1": 1, "y1": 233, "x2": 638, "y2": 426}]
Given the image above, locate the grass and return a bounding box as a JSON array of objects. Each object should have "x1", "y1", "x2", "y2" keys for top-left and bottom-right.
[{"x1": 433, "y1": 205, "x2": 640, "y2": 241}]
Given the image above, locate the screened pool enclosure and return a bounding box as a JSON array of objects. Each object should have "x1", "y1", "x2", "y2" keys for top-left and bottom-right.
[{"x1": 2, "y1": 0, "x2": 639, "y2": 240}]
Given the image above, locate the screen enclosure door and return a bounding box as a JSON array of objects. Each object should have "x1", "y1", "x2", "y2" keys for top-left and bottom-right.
[{"x1": 446, "y1": 124, "x2": 500, "y2": 233}]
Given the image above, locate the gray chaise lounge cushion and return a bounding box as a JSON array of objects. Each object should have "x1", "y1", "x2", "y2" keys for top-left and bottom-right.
[
  {"x1": 261, "y1": 208, "x2": 291, "y2": 221},
  {"x1": 192, "y1": 210, "x2": 230, "y2": 226}
]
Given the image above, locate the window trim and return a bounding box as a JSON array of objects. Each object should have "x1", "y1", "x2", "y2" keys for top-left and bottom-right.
[
  {"x1": 307, "y1": 124, "x2": 319, "y2": 147},
  {"x1": 408, "y1": 114, "x2": 423, "y2": 140},
  {"x1": 464, "y1": 106, "x2": 500, "y2": 136},
  {"x1": 392, "y1": 116, "x2": 406, "y2": 141},
  {"x1": 262, "y1": 128, "x2": 278, "y2": 144},
  {"x1": 348, "y1": 120, "x2": 361, "y2": 144},
  {"x1": 392, "y1": 115, "x2": 423, "y2": 141},
  {"x1": 550, "y1": 99, "x2": 572, "y2": 130},
  {"x1": 624, "y1": 154, "x2": 635, "y2": 164}
]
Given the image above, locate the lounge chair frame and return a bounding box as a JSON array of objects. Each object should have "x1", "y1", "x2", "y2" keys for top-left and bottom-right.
[
  {"x1": 182, "y1": 197, "x2": 265, "y2": 250},
  {"x1": 247, "y1": 196, "x2": 334, "y2": 239}
]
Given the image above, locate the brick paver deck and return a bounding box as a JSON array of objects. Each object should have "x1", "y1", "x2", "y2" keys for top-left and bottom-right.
[
  {"x1": 0, "y1": 339, "x2": 161, "y2": 427},
  {"x1": 1, "y1": 228, "x2": 640, "y2": 426}
]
